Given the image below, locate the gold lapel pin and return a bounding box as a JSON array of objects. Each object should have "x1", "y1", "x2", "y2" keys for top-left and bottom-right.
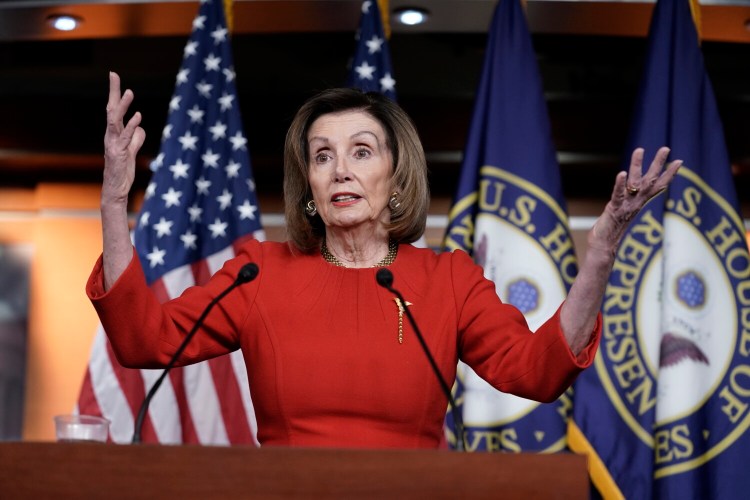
[{"x1": 394, "y1": 298, "x2": 412, "y2": 344}]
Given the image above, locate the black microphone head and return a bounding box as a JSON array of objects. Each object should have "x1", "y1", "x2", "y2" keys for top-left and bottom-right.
[
  {"x1": 376, "y1": 268, "x2": 393, "y2": 289},
  {"x1": 237, "y1": 263, "x2": 259, "y2": 284}
]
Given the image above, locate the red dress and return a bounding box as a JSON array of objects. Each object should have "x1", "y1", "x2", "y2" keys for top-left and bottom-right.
[{"x1": 87, "y1": 240, "x2": 600, "y2": 448}]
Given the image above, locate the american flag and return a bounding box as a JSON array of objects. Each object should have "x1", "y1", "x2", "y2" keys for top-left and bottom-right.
[
  {"x1": 77, "y1": 0, "x2": 263, "y2": 445},
  {"x1": 346, "y1": 0, "x2": 396, "y2": 100}
]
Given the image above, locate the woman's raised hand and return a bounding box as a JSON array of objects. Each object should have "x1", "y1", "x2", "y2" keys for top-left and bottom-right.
[
  {"x1": 560, "y1": 147, "x2": 682, "y2": 354},
  {"x1": 590, "y1": 147, "x2": 682, "y2": 251},
  {"x1": 102, "y1": 72, "x2": 146, "y2": 205},
  {"x1": 101, "y1": 72, "x2": 147, "y2": 289}
]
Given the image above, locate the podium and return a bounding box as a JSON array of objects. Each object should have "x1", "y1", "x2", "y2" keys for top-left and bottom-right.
[{"x1": 0, "y1": 442, "x2": 588, "y2": 498}]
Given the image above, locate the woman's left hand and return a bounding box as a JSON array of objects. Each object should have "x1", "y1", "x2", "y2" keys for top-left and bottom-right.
[
  {"x1": 561, "y1": 146, "x2": 681, "y2": 355},
  {"x1": 590, "y1": 146, "x2": 682, "y2": 252}
]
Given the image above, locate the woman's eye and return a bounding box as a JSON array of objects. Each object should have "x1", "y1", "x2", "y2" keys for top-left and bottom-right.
[
  {"x1": 354, "y1": 148, "x2": 371, "y2": 159},
  {"x1": 314, "y1": 153, "x2": 330, "y2": 163}
]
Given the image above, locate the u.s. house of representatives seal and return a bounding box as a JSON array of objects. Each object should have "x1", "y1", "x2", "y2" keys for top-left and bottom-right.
[
  {"x1": 600, "y1": 167, "x2": 750, "y2": 477},
  {"x1": 446, "y1": 165, "x2": 577, "y2": 452}
]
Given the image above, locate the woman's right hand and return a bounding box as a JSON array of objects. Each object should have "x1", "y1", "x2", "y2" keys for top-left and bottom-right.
[
  {"x1": 102, "y1": 72, "x2": 146, "y2": 206},
  {"x1": 101, "y1": 72, "x2": 146, "y2": 290}
]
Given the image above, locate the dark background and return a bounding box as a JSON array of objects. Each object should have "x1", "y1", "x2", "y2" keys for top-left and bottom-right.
[{"x1": 0, "y1": 0, "x2": 748, "y2": 212}]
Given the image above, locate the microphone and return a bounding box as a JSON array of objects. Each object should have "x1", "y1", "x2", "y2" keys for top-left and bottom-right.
[
  {"x1": 375, "y1": 268, "x2": 467, "y2": 451},
  {"x1": 132, "y1": 262, "x2": 259, "y2": 444}
]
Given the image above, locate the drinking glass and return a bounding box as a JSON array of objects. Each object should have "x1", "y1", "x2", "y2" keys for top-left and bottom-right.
[{"x1": 53, "y1": 414, "x2": 110, "y2": 443}]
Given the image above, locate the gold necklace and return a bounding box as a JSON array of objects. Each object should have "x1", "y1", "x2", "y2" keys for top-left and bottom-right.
[{"x1": 321, "y1": 239, "x2": 398, "y2": 268}]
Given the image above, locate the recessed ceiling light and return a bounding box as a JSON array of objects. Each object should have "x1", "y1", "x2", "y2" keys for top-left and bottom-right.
[
  {"x1": 48, "y1": 14, "x2": 82, "y2": 32},
  {"x1": 394, "y1": 8, "x2": 429, "y2": 26}
]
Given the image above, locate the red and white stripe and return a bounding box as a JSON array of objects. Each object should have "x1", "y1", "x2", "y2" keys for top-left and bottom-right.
[{"x1": 77, "y1": 232, "x2": 263, "y2": 445}]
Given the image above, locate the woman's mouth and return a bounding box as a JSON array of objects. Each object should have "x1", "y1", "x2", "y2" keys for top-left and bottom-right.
[{"x1": 332, "y1": 194, "x2": 361, "y2": 204}]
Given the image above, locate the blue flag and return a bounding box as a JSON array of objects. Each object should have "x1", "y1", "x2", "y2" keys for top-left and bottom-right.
[
  {"x1": 442, "y1": 0, "x2": 577, "y2": 452},
  {"x1": 569, "y1": 0, "x2": 750, "y2": 497},
  {"x1": 79, "y1": 0, "x2": 263, "y2": 445},
  {"x1": 346, "y1": 0, "x2": 396, "y2": 100}
]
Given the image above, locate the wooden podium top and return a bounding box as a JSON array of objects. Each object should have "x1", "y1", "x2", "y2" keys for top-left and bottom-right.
[{"x1": 0, "y1": 442, "x2": 588, "y2": 499}]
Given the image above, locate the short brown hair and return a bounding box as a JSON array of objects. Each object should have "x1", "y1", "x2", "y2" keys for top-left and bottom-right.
[{"x1": 283, "y1": 88, "x2": 429, "y2": 252}]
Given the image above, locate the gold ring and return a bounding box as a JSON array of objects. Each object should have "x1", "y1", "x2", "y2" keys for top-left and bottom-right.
[{"x1": 626, "y1": 185, "x2": 639, "y2": 195}]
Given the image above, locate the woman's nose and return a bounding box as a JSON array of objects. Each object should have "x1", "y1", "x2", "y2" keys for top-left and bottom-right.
[{"x1": 333, "y1": 157, "x2": 352, "y2": 182}]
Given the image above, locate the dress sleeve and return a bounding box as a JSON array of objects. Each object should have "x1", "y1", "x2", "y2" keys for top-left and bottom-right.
[
  {"x1": 452, "y1": 250, "x2": 601, "y2": 403},
  {"x1": 86, "y1": 242, "x2": 262, "y2": 369}
]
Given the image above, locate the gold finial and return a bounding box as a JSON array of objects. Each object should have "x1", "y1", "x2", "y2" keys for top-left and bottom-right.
[
  {"x1": 377, "y1": 0, "x2": 390, "y2": 39},
  {"x1": 688, "y1": 0, "x2": 702, "y2": 42},
  {"x1": 223, "y1": 0, "x2": 234, "y2": 33}
]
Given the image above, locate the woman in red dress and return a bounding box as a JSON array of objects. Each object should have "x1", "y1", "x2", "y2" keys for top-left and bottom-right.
[{"x1": 87, "y1": 72, "x2": 681, "y2": 448}]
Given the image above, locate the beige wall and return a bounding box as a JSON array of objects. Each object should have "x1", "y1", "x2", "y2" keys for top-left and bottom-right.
[{"x1": 0, "y1": 185, "x2": 103, "y2": 440}]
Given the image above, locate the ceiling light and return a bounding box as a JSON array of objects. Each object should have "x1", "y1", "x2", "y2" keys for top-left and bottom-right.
[
  {"x1": 48, "y1": 14, "x2": 82, "y2": 32},
  {"x1": 394, "y1": 8, "x2": 429, "y2": 26}
]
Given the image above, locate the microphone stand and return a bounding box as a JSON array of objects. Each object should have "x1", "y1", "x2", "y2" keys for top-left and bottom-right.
[
  {"x1": 131, "y1": 262, "x2": 259, "y2": 444},
  {"x1": 376, "y1": 269, "x2": 467, "y2": 451}
]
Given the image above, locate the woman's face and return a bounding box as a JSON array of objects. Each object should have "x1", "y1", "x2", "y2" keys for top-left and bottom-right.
[{"x1": 307, "y1": 110, "x2": 393, "y2": 233}]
